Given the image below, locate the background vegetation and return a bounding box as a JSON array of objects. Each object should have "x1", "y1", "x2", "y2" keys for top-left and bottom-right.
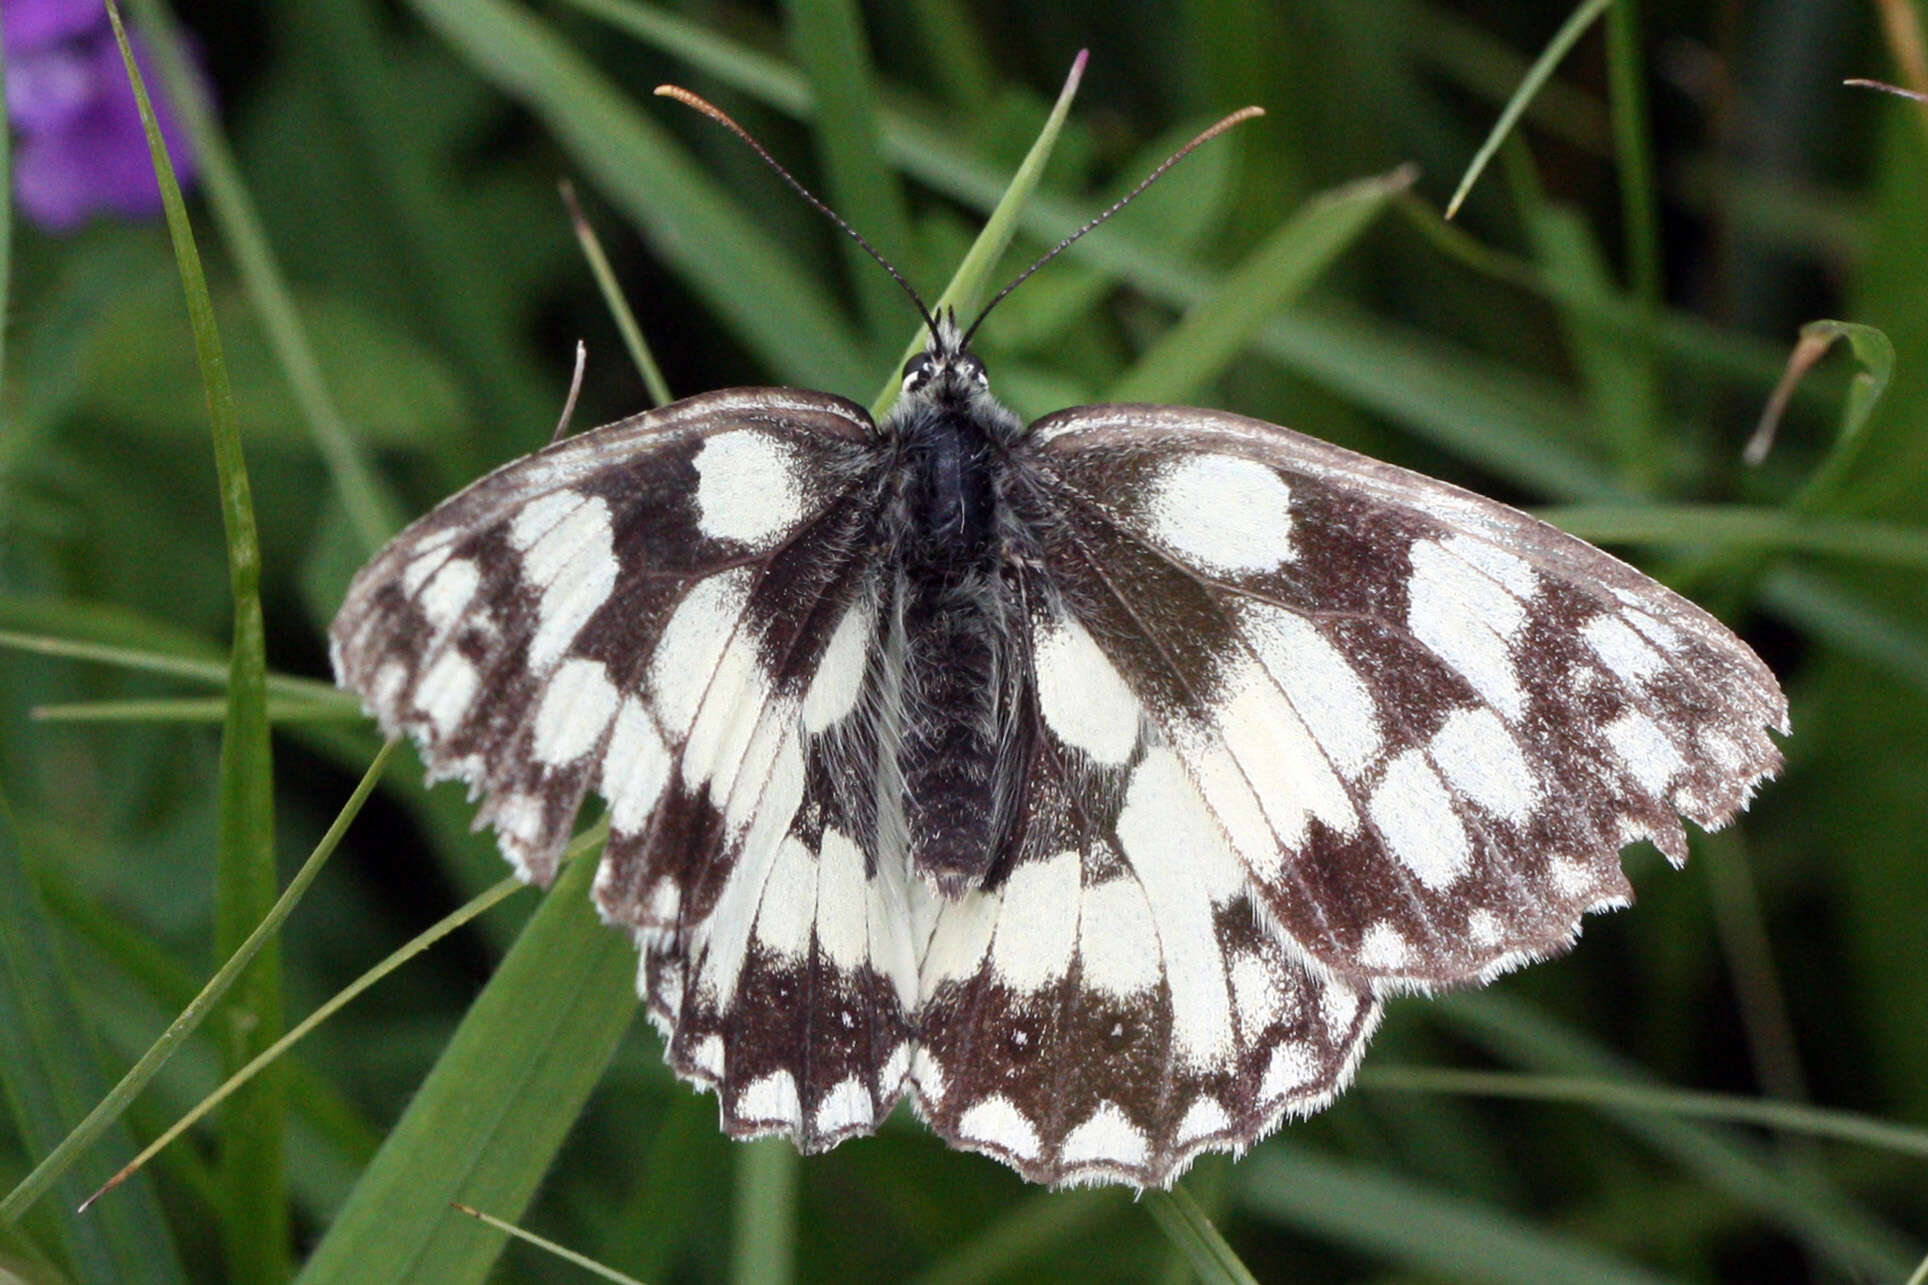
[{"x1": 3, "y1": 0, "x2": 1927, "y2": 1281}]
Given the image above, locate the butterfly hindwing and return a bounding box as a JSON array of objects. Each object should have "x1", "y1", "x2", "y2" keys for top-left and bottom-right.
[
  {"x1": 1019, "y1": 404, "x2": 1788, "y2": 992},
  {"x1": 910, "y1": 573, "x2": 1382, "y2": 1186}
]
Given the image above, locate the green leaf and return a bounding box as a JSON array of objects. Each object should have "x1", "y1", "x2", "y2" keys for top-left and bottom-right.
[
  {"x1": 297, "y1": 850, "x2": 637, "y2": 1284},
  {"x1": 0, "y1": 785, "x2": 185, "y2": 1284},
  {"x1": 1108, "y1": 167, "x2": 1414, "y2": 404},
  {"x1": 103, "y1": 4, "x2": 287, "y2": 1275},
  {"x1": 1537, "y1": 503, "x2": 1928, "y2": 569}
]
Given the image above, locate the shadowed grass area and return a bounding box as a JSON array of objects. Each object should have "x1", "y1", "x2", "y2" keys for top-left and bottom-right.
[{"x1": 2, "y1": 1, "x2": 1925, "y2": 1282}]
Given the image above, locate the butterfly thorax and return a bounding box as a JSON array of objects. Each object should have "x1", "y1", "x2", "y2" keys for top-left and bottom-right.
[{"x1": 883, "y1": 327, "x2": 1032, "y2": 897}]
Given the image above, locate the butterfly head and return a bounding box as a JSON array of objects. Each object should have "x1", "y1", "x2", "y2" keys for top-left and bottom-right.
[{"x1": 900, "y1": 309, "x2": 990, "y2": 406}]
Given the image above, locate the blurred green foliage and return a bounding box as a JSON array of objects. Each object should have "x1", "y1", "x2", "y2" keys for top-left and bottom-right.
[{"x1": 3, "y1": 1, "x2": 1927, "y2": 1282}]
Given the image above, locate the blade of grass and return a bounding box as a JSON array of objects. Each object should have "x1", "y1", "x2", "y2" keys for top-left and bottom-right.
[
  {"x1": 408, "y1": 0, "x2": 869, "y2": 393},
  {"x1": 1605, "y1": 0, "x2": 1662, "y2": 305},
  {"x1": 105, "y1": 4, "x2": 286, "y2": 1274},
  {"x1": 1442, "y1": 992, "x2": 1917, "y2": 1280},
  {"x1": 1360, "y1": 1067, "x2": 1928, "y2": 1158},
  {"x1": 559, "y1": 181, "x2": 673, "y2": 408},
  {"x1": 84, "y1": 860, "x2": 531, "y2": 1215},
  {"x1": 1237, "y1": 1144, "x2": 1679, "y2": 1285},
  {"x1": 1537, "y1": 503, "x2": 1928, "y2": 568},
  {"x1": 1763, "y1": 567, "x2": 1928, "y2": 702},
  {"x1": 782, "y1": 0, "x2": 916, "y2": 347},
  {"x1": 296, "y1": 837, "x2": 636, "y2": 1284},
  {"x1": 0, "y1": 783, "x2": 185, "y2": 1282},
  {"x1": 1142, "y1": 1186, "x2": 1260, "y2": 1285},
  {"x1": 871, "y1": 49, "x2": 1089, "y2": 418},
  {"x1": 32, "y1": 698, "x2": 362, "y2": 725},
  {"x1": 1446, "y1": 0, "x2": 1616, "y2": 219},
  {"x1": 0, "y1": 741, "x2": 396, "y2": 1226},
  {"x1": 0, "y1": 626, "x2": 351, "y2": 708},
  {"x1": 121, "y1": 0, "x2": 404, "y2": 555},
  {"x1": 731, "y1": 1140, "x2": 797, "y2": 1285},
  {"x1": 1108, "y1": 167, "x2": 1414, "y2": 404},
  {"x1": 1750, "y1": 321, "x2": 1894, "y2": 510},
  {"x1": 451, "y1": 1204, "x2": 644, "y2": 1285}
]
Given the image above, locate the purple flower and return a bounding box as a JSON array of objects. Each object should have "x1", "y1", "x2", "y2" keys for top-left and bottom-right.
[{"x1": 3, "y1": 0, "x2": 203, "y2": 233}]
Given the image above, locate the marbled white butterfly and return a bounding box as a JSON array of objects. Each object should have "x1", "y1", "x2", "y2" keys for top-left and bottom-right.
[{"x1": 330, "y1": 87, "x2": 1787, "y2": 1189}]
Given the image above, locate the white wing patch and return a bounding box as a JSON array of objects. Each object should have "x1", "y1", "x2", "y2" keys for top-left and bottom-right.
[
  {"x1": 1034, "y1": 614, "x2": 1141, "y2": 765},
  {"x1": 693, "y1": 430, "x2": 809, "y2": 548},
  {"x1": 1140, "y1": 453, "x2": 1296, "y2": 574}
]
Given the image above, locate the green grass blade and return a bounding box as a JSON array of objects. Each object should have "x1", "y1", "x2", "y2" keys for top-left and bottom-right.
[
  {"x1": 731, "y1": 1140, "x2": 797, "y2": 1285},
  {"x1": 451, "y1": 1204, "x2": 644, "y2": 1285},
  {"x1": 0, "y1": 784, "x2": 185, "y2": 1283},
  {"x1": 1238, "y1": 1145, "x2": 1680, "y2": 1285},
  {"x1": 1, "y1": 741, "x2": 395, "y2": 1227},
  {"x1": 561, "y1": 182, "x2": 673, "y2": 407},
  {"x1": 1446, "y1": 0, "x2": 1616, "y2": 218},
  {"x1": 1759, "y1": 321, "x2": 1896, "y2": 510},
  {"x1": 297, "y1": 846, "x2": 637, "y2": 1284},
  {"x1": 30, "y1": 698, "x2": 362, "y2": 725},
  {"x1": 1142, "y1": 1186, "x2": 1260, "y2": 1285},
  {"x1": 783, "y1": 0, "x2": 917, "y2": 346},
  {"x1": 1108, "y1": 167, "x2": 1414, "y2": 404},
  {"x1": 408, "y1": 0, "x2": 869, "y2": 393},
  {"x1": 122, "y1": 0, "x2": 404, "y2": 555},
  {"x1": 1443, "y1": 993, "x2": 1918, "y2": 1280},
  {"x1": 1361, "y1": 1067, "x2": 1928, "y2": 1158},
  {"x1": 103, "y1": 5, "x2": 286, "y2": 1274},
  {"x1": 90, "y1": 865, "x2": 527, "y2": 1218},
  {"x1": 871, "y1": 50, "x2": 1088, "y2": 418},
  {"x1": 0, "y1": 625, "x2": 351, "y2": 709},
  {"x1": 1537, "y1": 503, "x2": 1928, "y2": 568},
  {"x1": 1605, "y1": 0, "x2": 1662, "y2": 304}
]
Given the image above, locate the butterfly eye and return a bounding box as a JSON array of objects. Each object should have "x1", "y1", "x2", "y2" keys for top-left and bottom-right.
[
  {"x1": 964, "y1": 356, "x2": 989, "y2": 387},
  {"x1": 902, "y1": 353, "x2": 931, "y2": 391}
]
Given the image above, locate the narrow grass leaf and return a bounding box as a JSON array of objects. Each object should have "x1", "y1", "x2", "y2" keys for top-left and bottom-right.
[
  {"x1": 2, "y1": 741, "x2": 394, "y2": 1226},
  {"x1": 782, "y1": 0, "x2": 917, "y2": 346},
  {"x1": 297, "y1": 844, "x2": 636, "y2": 1284},
  {"x1": 732, "y1": 1139, "x2": 797, "y2": 1285},
  {"x1": 1142, "y1": 1186, "x2": 1260, "y2": 1285},
  {"x1": 0, "y1": 625, "x2": 351, "y2": 709},
  {"x1": 1108, "y1": 167, "x2": 1414, "y2": 404},
  {"x1": 0, "y1": 786, "x2": 185, "y2": 1283},
  {"x1": 1763, "y1": 567, "x2": 1928, "y2": 703},
  {"x1": 1442, "y1": 992, "x2": 1918, "y2": 1280},
  {"x1": 32, "y1": 698, "x2": 362, "y2": 725},
  {"x1": 1239, "y1": 1145, "x2": 1676, "y2": 1285},
  {"x1": 121, "y1": 0, "x2": 404, "y2": 555},
  {"x1": 1749, "y1": 321, "x2": 1894, "y2": 510},
  {"x1": 451, "y1": 1204, "x2": 644, "y2": 1285},
  {"x1": 1538, "y1": 503, "x2": 1928, "y2": 568},
  {"x1": 1604, "y1": 0, "x2": 1662, "y2": 304},
  {"x1": 1520, "y1": 202, "x2": 1662, "y2": 491},
  {"x1": 89, "y1": 862, "x2": 529, "y2": 1218},
  {"x1": 872, "y1": 50, "x2": 1088, "y2": 418},
  {"x1": 1446, "y1": 0, "x2": 1616, "y2": 218},
  {"x1": 408, "y1": 0, "x2": 868, "y2": 393},
  {"x1": 560, "y1": 181, "x2": 673, "y2": 407},
  {"x1": 104, "y1": 5, "x2": 286, "y2": 1273},
  {"x1": 1361, "y1": 1067, "x2": 1928, "y2": 1158}
]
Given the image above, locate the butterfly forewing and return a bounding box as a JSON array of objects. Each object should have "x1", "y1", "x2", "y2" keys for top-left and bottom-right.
[{"x1": 1022, "y1": 403, "x2": 1787, "y2": 992}]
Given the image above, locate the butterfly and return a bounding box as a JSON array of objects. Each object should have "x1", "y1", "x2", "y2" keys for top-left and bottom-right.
[{"x1": 329, "y1": 87, "x2": 1787, "y2": 1189}]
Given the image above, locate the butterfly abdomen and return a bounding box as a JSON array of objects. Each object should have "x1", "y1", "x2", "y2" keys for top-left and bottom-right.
[{"x1": 888, "y1": 398, "x2": 1031, "y2": 895}]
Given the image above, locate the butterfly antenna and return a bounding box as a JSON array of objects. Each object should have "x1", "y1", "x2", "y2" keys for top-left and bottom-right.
[
  {"x1": 656, "y1": 85, "x2": 940, "y2": 340},
  {"x1": 960, "y1": 106, "x2": 1264, "y2": 350}
]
